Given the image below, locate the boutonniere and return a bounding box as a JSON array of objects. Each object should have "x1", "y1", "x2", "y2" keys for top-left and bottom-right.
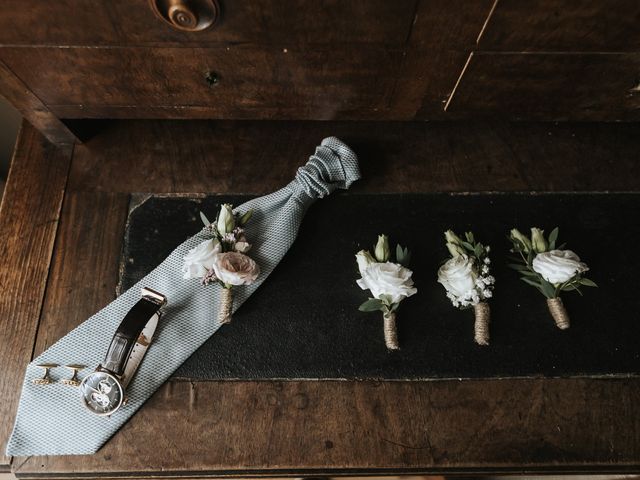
[
  {"x1": 356, "y1": 235, "x2": 417, "y2": 351},
  {"x1": 437, "y1": 230, "x2": 495, "y2": 345},
  {"x1": 182, "y1": 204, "x2": 260, "y2": 324},
  {"x1": 508, "y1": 227, "x2": 597, "y2": 329}
]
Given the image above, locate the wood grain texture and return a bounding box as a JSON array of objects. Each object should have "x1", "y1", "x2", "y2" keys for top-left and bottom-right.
[
  {"x1": 0, "y1": 0, "x2": 418, "y2": 47},
  {"x1": 0, "y1": 46, "x2": 406, "y2": 120},
  {"x1": 480, "y1": 0, "x2": 640, "y2": 52},
  {"x1": 13, "y1": 378, "x2": 640, "y2": 476},
  {"x1": 0, "y1": 60, "x2": 77, "y2": 145},
  {"x1": 66, "y1": 120, "x2": 640, "y2": 194},
  {"x1": 0, "y1": 123, "x2": 72, "y2": 468},
  {"x1": 446, "y1": 52, "x2": 640, "y2": 121},
  {"x1": 31, "y1": 192, "x2": 130, "y2": 358}
]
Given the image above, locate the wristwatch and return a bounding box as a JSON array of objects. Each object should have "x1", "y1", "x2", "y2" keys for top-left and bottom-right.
[{"x1": 79, "y1": 287, "x2": 167, "y2": 416}]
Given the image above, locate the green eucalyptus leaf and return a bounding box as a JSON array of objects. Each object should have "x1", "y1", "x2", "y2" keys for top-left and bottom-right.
[
  {"x1": 359, "y1": 298, "x2": 383, "y2": 312},
  {"x1": 465, "y1": 232, "x2": 474, "y2": 243},
  {"x1": 461, "y1": 241, "x2": 475, "y2": 251},
  {"x1": 579, "y1": 278, "x2": 598, "y2": 287},
  {"x1": 539, "y1": 279, "x2": 556, "y2": 299},
  {"x1": 548, "y1": 227, "x2": 559, "y2": 250},
  {"x1": 520, "y1": 277, "x2": 541, "y2": 288},
  {"x1": 238, "y1": 209, "x2": 254, "y2": 226},
  {"x1": 199, "y1": 211, "x2": 211, "y2": 227}
]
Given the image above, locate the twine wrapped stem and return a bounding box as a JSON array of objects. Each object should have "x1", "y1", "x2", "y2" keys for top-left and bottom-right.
[
  {"x1": 473, "y1": 302, "x2": 490, "y2": 346},
  {"x1": 547, "y1": 297, "x2": 570, "y2": 329},
  {"x1": 383, "y1": 312, "x2": 400, "y2": 351},
  {"x1": 217, "y1": 287, "x2": 233, "y2": 324}
]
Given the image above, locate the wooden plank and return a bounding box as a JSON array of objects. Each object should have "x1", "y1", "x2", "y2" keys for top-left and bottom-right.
[
  {"x1": 66, "y1": 120, "x2": 640, "y2": 194},
  {"x1": 446, "y1": 52, "x2": 640, "y2": 121},
  {"x1": 0, "y1": 123, "x2": 72, "y2": 467},
  {"x1": 30, "y1": 192, "x2": 130, "y2": 358},
  {"x1": 479, "y1": 0, "x2": 640, "y2": 52},
  {"x1": 0, "y1": 60, "x2": 77, "y2": 145},
  {"x1": 0, "y1": 0, "x2": 418, "y2": 47},
  {"x1": 0, "y1": 46, "x2": 407, "y2": 120},
  {"x1": 14, "y1": 378, "x2": 640, "y2": 476}
]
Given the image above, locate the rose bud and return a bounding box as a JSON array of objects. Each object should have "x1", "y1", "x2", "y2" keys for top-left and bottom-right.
[
  {"x1": 374, "y1": 234, "x2": 390, "y2": 262},
  {"x1": 217, "y1": 204, "x2": 235, "y2": 235},
  {"x1": 510, "y1": 228, "x2": 532, "y2": 253},
  {"x1": 531, "y1": 227, "x2": 548, "y2": 253}
]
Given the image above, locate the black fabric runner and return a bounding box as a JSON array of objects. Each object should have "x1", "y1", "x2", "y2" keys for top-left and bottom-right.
[{"x1": 119, "y1": 193, "x2": 640, "y2": 380}]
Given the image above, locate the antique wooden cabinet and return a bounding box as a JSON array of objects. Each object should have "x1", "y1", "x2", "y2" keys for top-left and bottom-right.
[{"x1": 1, "y1": 1, "x2": 640, "y2": 478}]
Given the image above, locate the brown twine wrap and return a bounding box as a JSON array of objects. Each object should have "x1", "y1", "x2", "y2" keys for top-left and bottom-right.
[
  {"x1": 383, "y1": 312, "x2": 400, "y2": 351},
  {"x1": 547, "y1": 297, "x2": 570, "y2": 330},
  {"x1": 473, "y1": 302, "x2": 490, "y2": 346},
  {"x1": 217, "y1": 287, "x2": 233, "y2": 324}
]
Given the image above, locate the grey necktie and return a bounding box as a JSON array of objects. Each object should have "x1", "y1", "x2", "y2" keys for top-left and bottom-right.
[{"x1": 6, "y1": 137, "x2": 360, "y2": 456}]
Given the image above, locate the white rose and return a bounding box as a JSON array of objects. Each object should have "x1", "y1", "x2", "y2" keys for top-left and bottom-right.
[
  {"x1": 182, "y1": 239, "x2": 221, "y2": 279},
  {"x1": 355, "y1": 250, "x2": 376, "y2": 275},
  {"x1": 356, "y1": 262, "x2": 417, "y2": 305},
  {"x1": 437, "y1": 255, "x2": 477, "y2": 297},
  {"x1": 212, "y1": 252, "x2": 260, "y2": 286},
  {"x1": 532, "y1": 249, "x2": 588, "y2": 284}
]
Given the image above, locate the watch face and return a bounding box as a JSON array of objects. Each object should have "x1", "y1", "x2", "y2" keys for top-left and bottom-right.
[{"x1": 80, "y1": 370, "x2": 124, "y2": 416}]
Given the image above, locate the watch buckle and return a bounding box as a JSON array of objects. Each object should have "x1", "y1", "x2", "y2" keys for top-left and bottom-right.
[{"x1": 141, "y1": 287, "x2": 167, "y2": 306}]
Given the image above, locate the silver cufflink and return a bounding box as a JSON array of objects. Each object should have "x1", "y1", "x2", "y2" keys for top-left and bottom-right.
[
  {"x1": 33, "y1": 364, "x2": 58, "y2": 385},
  {"x1": 60, "y1": 364, "x2": 85, "y2": 386}
]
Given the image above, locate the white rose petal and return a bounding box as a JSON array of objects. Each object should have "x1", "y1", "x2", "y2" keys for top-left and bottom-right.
[
  {"x1": 532, "y1": 249, "x2": 589, "y2": 284},
  {"x1": 212, "y1": 252, "x2": 260, "y2": 286},
  {"x1": 182, "y1": 239, "x2": 221, "y2": 279},
  {"x1": 356, "y1": 261, "x2": 417, "y2": 305},
  {"x1": 437, "y1": 255, "x2": 477, "y2": 298},
  {"x1": 355, "y1": 250, "x2": 376, "y2": 276}
]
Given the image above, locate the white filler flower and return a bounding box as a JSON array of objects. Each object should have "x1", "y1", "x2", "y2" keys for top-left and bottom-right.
[{"x1": 532, "y1": 249, "x2": 589, "y2": 284}]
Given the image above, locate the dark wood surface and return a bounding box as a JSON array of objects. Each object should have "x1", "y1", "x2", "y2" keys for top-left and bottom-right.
[
  {"x1": 447, "y1": 52, "x2": 640, "y2": 121},
  {"x1": 0, "y1": 125, "x2": 73, "y2": 468},
  {"x1": 3, "y1": 0, "x2": 640, "y2": 140},
  {"x1": 0, "y1": 46, "x2": 406, "y2": 119},
  {"x1": 0, "y1": 60, "x2": 77, "y2": 145},
  {"x1": 0, "y1": 0, "x2": 419, "y2": 47},
  {"x1": 478, "y1": 0, "x2": 640, "y2": 52},
  {"x1": 3, "y1": 119, "x2": 640, "y2": 477}
]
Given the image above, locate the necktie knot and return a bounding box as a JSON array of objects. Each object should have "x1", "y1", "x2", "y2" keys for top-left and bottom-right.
[{"x1": 290, "y1": 137, "x2": 361, "y2": 199}]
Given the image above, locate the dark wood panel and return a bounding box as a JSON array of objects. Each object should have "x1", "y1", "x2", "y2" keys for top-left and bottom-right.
[
  {"x1": 480, "y1": 0, "x2": 640, "y2": 51},
  {"x1": 447, "y1": 53, "x2": 640, "y2": 120},
  {"x1": 0, "y1": 60, "x2": 78, "y2": 145},
  {"x1": 14, "y1": 378, "x2": 640, "y2": 476},
  {"x1": 31, "y1": 192, "x2": 130, "y2": 358},
  {"x1": 410, "y1": 0, "x2": 494, "y2": 49},
  {"x1": 66, "y1": 120, "x2": 640, "y2": 194},
  {"x1": 0, "y1": 123, "x2": 72, "y2": 467},
  {"x1": 0, "y1": 0, "x2": 418, "y2": 47},
  {"x1": 0, "y1": 46, "x2": 408, "y2": 120}
]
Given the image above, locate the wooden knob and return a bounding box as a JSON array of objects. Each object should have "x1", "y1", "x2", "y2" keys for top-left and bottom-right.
[{"x1": 149, "y1": 0, "x2": 219, "y2": 32}]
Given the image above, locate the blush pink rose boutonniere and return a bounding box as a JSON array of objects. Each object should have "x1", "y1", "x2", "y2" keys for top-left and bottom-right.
[{"x1": 183, "y1": 204, "x2": 260, "y2": 324}]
